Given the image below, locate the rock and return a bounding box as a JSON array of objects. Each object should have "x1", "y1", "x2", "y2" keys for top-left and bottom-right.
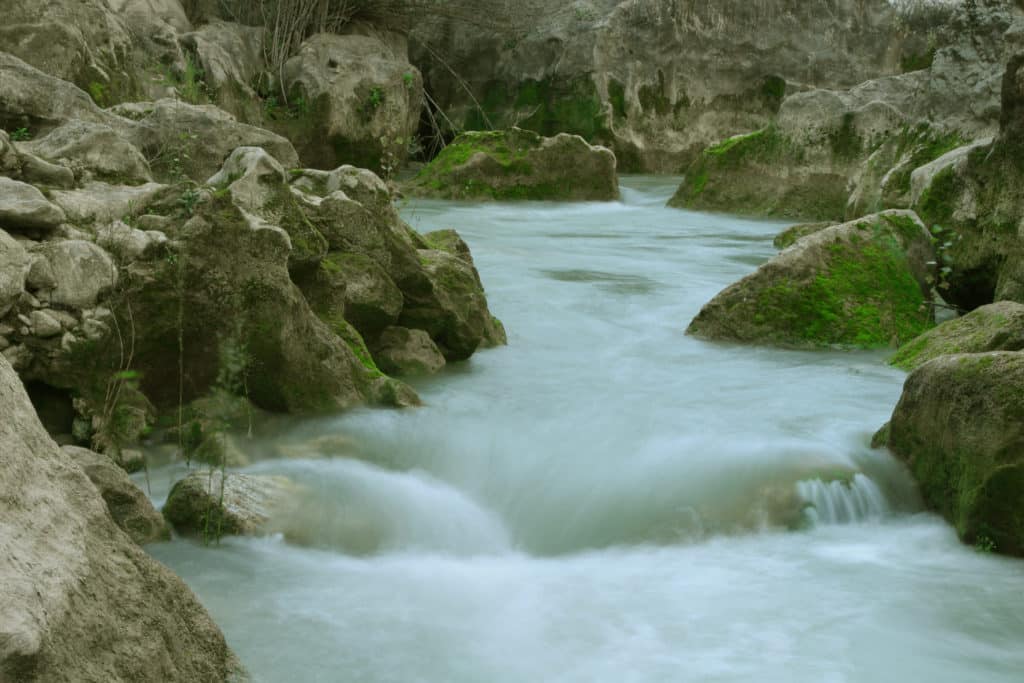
[
  {"x1": 181, "y1": 20, "x2": 265, "y2": 122},
  {"x1": 406, "y1": 128, "x2": 619, "y2": 201},
  {"x1": 279, "y1": 31, "x2": 423, "y2": 172},
  {"x1": 890, "y1": 301, "x2": 1024, "y2": 371},
  {"x1": 881, "y1": 351, "x2": 1024, "y2": 556},
  {"x1": 34, "y1": 240, "x2": 117, "y2": 309},
  {"x1": 120, "y1": 99, "x2": 299, "y2": 182},
  {"x1": 324, "y1": 253, "x2": 403, "y2": 337},
  {"x1": 0, "y1": 228, "x2": 29, "y2": 317},
  {"x1": 909, "y1": 138, "x2": 993, "y2": 207},
  {"x1": 95, "y1": 220, "x2": 168, "y2": 261},
  {"x1": 373, "y1": 326, "x2": 446, "y2": 376},
  {"x1": 29, "y1": 310, "x2": 63, "y2": 338},
  {"x1": 0, "y1": 355, "x2": 243, "y2": 681},
  {"x1": 163, "y1": 470, "x2": 297, "y2": 536},
  {"x1": 22, "y1": 120, "x2": 153, "y2": 185},
  {"x1": 400, "y1": 248, "x2": 492, "y2": 360},
  {"x1": 194, "y1": 432, "x2": 252, "y2": 468},
  {"x1": 687, "y1": 210, "x2": 936, "y2": 348},
  {"x1": 18, "y1": 152, "x2": 77, "y2": 189},
  {"x1": 0, "y1": 177, "x2": 66, "y2": 234},
  {"x1": 0, "y1": 52, "x2": 118, "y2": 131},
  {"x1": 51, "y1": 182, "x2": 166, "y2": 229},
  {"x1": 0, "y1": 0, "x2": 135, "y2": 97},
  {"x1": 207, "y1": 146, "x2": 327, "y2": 272},
  {"x1": 773, "y1": 222, "x2": 833, "y2": 250},
  {"x1": 61, "y1": 445, "x2": 169, "y2": 545}
]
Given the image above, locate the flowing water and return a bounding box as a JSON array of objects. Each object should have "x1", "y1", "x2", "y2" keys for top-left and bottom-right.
[{"x1": 147, "y1": 177, "x2": 1024, "y2": 682}]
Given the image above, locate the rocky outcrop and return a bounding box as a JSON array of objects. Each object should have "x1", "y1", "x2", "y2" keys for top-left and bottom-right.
[
  {"x1": 890, "y1": 301, "x2": 1024, "y2": 370},
  {"x1": 0, "y1": 177, "x2": 66, "y2": 235},
  {"x1": 412, "y1": 0, "x2": 915, "y2": 173},
  {"x1": 406, "y1": 128, "x2": 619, "y2": 201},
  {"x1": 909, "y1": 51, "x2": 1024, "y2": 310},
  {"x1": 773, "y1": 222, "x2": 832, "y2": 250},
  {"x1": 163, "y1": 470, "x2": 297, "y2": 536},
  {"x1": 880, "y1": 351, "x2": 1024, "y2": 556},
  {"x1": 61, "y1": 445, "x2": 170, "y2": 544},
  {"x1": 687, "y1": 211, "x2": 936, "y2": 348},
  {"x1": 0, "y1": 355, "x2": 242, "y2": 681},
  {"x1": 277, "y1": 31, "x2": 424, "y2": 172},
  {"x1": 373, "y1": 326, "x2": 447, "y2": 376},
  {"x1": 22, "y1": 120, "x2": 154, "y2": 185}
]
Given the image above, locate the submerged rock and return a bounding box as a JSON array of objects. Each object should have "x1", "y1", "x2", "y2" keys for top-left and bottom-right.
[
  {"x1": 0, "y1": 355, "x2": 242, "y2": 681},
  {"x1": 881, "y1": 351, "x2": 1024, "y2": 556},
  {"x1": 163, "y1": 470, "x2": 297, "y2": 537},
  {"x1": 61, "y1": 445, "x2": 169, "y2": 545},
  {"x1": 406, "y1": 128, "x2": 619, "y2": 201},
  {"x1": 891, "y1": 301, "x2": 1024, "y2": 371},
  {"x1": 687, "y1": 210, "x2": 936, "y2": 349}
]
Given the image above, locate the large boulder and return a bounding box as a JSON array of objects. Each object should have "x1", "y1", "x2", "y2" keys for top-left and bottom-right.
[
  {"x1": 22, "y1": 120, "x2": 153, "y2": 185},
  {"x1": 60, "y1": 445, "x2": 169, "y2": 545},
  {"x1": 278, "y1": 31, "x2": 423, "y2": 172},
  {"x1": 406, "y1": 128, "x2": 619, "y2": 201},
  {"x1": 890, "y1": 301, "x2": 1024, "y2": 370},
  {"x1": 0, "y1": 52, "x2": 115, "y2": 132},
  {"x1": 687, "y1": 210, "x2": 936, "y2": 348},
  {"x1": 116, "y1": 99, "x2": 299, "y2": 182},
  {"x1": 0, "y1": 177, "x2": 66, "y2": 235},
  {"x1": 0, "y1": 355, "x2": 243, "y2": 681},
  {"x1": 180, "y1": 20, "x2": 265, "y2": 122},
  {"x1": 33, "y1": 240, "x2": 117, "y2": 309},
  {"x1": 373, "y1": 326, "x2": 447, "y2": 376},
  {"x1": 163, "y1": 470, "x2": 297, "y2": 537},
  {"x1": 880, "y1": 351, "x2": 1024, "y2": 556}
]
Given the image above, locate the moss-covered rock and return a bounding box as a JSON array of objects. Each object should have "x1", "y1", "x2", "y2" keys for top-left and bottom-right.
[
  {"x1": 880, "y1": 351, "x2": 1024, "y2": 556},
  {"x1": 406, "y1": 128, "x2": 618, "y2": 201},
  {"x1": 773, "y1": 222, "x2": 832, "y2": 250},
  {"x1": 687, "y1": 210, "x2": 936, "y2": 348},
  {"x1": 890, "y1": 301, "x2": 1024, "y2": 371},
  {"x1": 373, "y1": 326, "x2": 446, "y2": 376},
  {"x1": 163, "y1": 470, "x2": 297, "y2": 537}
]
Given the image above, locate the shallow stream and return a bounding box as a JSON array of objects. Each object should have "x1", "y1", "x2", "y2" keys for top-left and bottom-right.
[{"x1": 147, "y1": 177, "x2": 1024, "y2": 682}]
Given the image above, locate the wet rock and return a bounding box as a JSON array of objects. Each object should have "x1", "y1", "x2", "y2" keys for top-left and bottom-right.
[
  {"x1": 373, "y1": 326, "x2": 446, "y2": 376},
  {"x1": 880, "y1": 351, "x2": 1024, "y2": 556},
  {"x1": 407, "y1": 128, "x2": 619, "y2": 201},
  {"x1": 163, "y1": 470, "x2": 297, "y2": 536},
  {"x1": 687, "y1": 210, "x2": 936, "y2": 349}
]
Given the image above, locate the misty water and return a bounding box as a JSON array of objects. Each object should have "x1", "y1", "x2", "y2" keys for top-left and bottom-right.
[{"x1": 147, "y1": 177, "x2": 1024, "y2": 682}]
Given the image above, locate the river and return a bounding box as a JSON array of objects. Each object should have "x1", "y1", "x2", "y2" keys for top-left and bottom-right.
[{"x1": 146, "y1": 176, "x2": 1024, "y2": 682}]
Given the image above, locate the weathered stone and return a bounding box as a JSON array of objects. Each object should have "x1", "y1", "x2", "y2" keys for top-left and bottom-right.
[
  {"x1": 773, "y1": 222, "x2": 833, "y2": 250},
  {"x1": 373, "y1": 326, "x2": 446, "y2": 376},
  {"x1": 687, "y1": 210, "x2": 936, "y2": 349},
  {"x1": 34, "y1": 240, "x2": 117, "y2": 309},
  {"x1": 163, "y1": 470, "x2": 297, "y2": 537},
  {"x1": 890, "y1": 301, "x2": 1024, "y2": 371},
  {"x1": 881, "y1": 351, "x2": 1024, "y2": 556},
  {"x1": 48, "y1": 182, "x2": 166, "y2": 227},
  {"x1": 407, "y1": 128, "x2": 619, "y2": 201},
  {"x1": 0, "y1": 177, "x2": 66, "y2": 233},
  {"x1": 0, "y1": 228, "x2": 29, "y2": 317},
  {"x1": 95, "y1": 220, "x2": 168, "y2": 262},
  {"x1": 29, "y1": 310, "x2": 62, "y2": 338},
  {"x1": 61, "y1": 445, "x2": 169, "y2": 545},
  {"x1": 0, "y1": 355, "x2": 242, "y2": 681},
  {"x1": 280, "y1": 31, "x2": 423, "y2": 172},
  {"x1": 23, "y1": 120, "x2": 153, "y2": 185},
  {"x1": 180, "y1": 20, "x2": 264, "y2": 122},
  {"x1": 194, "y1": 432, "x2": 252, "y2": 469}
]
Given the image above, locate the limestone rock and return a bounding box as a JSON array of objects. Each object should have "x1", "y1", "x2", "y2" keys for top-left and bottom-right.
[
  {"x1": 0, "y1": 355, "x2": 242, "y2": 681},
  {"x1": 0, "y1": 228, "x2": 29, "y2": 317},
  {"x1": 881, "y1": 351, "x2": 1024, "y2": 556},
  {"x1": 280, "y1": 32, "x2": 423, "y2": 171},
  {"x1": 890, "y1": 301, "x2": 1024, "y2": 370},
  {"x1": 0, "y1": 177, "x2": 66, "y2": 234},
  {"x1": 29, "y1": 310, "x2": 63, "y2": 338},
  {"x1": 0, "y1": 52, "x2": 120, "y2": 131},
  {"x1": 23, "y1": 120, "x2": 153, "y2": 185},
  {"x1": 163, "y1": 470, "x2": 297, "y2": 536},
  {"x1": 687, "y1": 210, "x2": 936, "y2": 349},
  {"x1": 95, "y1": 220, "x2": 168, "y2": 262},
  {"x1": 48, "y1": 181, "x2": 166, "y2": 227},
  {"x1": 180, "y1": 20, "x2": 265, "y2": 122},
  {"x1": 34, "y1": 240, "x2": 117, "y2": 309},
  {"x1": 121, "y1": 99, "x2": 299, "y2": 182},
  {"x1": 407, "y1": 128, "x2": 619, "y2": 201},
  {"x1": 373, "y1": 326, "x2": 446, "y2": 376},
  {"x1": 773, "y1": 222, "x2": 833, "y2": 250},
  {"x1": 61, "y1": 445, "x2": 169, "y2": 545}
]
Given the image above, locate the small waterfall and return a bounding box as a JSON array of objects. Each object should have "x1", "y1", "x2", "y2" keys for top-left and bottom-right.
[{"x1": 797, "y1": 474, "x2": 889, "y2": 525}]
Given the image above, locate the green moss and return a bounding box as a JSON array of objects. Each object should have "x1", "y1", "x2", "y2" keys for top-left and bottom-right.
[
  {"x1": 887, "y1": 124, "x2": 965, "y2": 196},
  {"x1": 760, "y1": 75, "x2": 786, "y2": 105},
  {"x1": 755, "y1": 232, "x2": 932, "y2": 347},
  {"x1": 917, "y1": 165, "x2": 960, "y2": 227},
  {"x1": 638, "y1": 71, "x2": 672, "y2": 116},
  {"x1": 828, "y1": 113, "x2": 863, "y2": 160},
  {"x1": 327, "y1": 316, "x2": 383, "y2": 377},
  {"x1": 901, "y1": 48, "x2": 937, "y2": 73}
]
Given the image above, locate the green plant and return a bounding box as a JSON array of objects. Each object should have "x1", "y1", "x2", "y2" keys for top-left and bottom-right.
[
  {"x1": 178, "y1": 187, "x2": 201, "y2": 216},
  {"x1": 368, "y1": 87, "x2": 383, "y2": 109},
  {"x1": 925, "y1": 224, "x2": 961, "y2": 296},
  {"x1": 88, "y1": 81, "x2": 108, "y2": 106},
  {"x1": 403, "y1": 72, "x2": 414, "y2": 90},
  {"x1": 974, "y1": 535, "x2": 996, "y2": 553},
  {"x1": 10, "y1": 127, "x2": 31, "y2": 141}
]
